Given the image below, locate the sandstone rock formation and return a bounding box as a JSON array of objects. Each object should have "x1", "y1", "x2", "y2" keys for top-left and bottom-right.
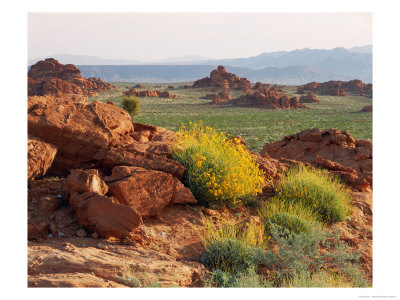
[
  {"x1": 28, "y1": 95, "x2": 136, "y2": 174},
  {"x1": 28, "y1": 94, "x2": 197, "y2": 240},
  {"x1": 299, "y1": 92, "x2": 320, "y2": 103},
  {"x1": 124, "y1": 88, "x2": 177, "y2": 99},
  {"x1": 298, "y1": 80, "x2": 372, "y2": 98},
  {"x1": 206, "y1": 90, "x2": 232, "y2": 104},
  {"x1": 261, "y1": 128, "x2": 372, "y2": 191},
  {"x1": 233, "y1": 88, "x2": 308, "y2": 109},
  {"x1": 192, "y1": 66, "x2": 251, "y2": 91},
  {"x1": 28, "y1": 58, "x2": 114, "y2": 97}
]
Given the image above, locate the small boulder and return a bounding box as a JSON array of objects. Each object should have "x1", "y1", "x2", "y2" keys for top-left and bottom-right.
[
  {"x1": 105, "y1": 166, "x2": 196, "y2": 218},
  {"x1": 28, "y1": 136, "x2": 57, "y2": 180},
  {"x1": 28, "y1": 221, "x2": 48, "y2": 240},
  {"x1": 37, "y1": 196, "x2": 60, "y2": 213},
  {"x1": 69, "y1": 192, "x2": 142, "y2": 239},
  {"x1": 63, "y1": 169, "x2": 108, "y2": 196}
]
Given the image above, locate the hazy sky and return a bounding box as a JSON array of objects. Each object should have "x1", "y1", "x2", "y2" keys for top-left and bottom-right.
[{"x1": 28, "y1": 13, "x2": 372, "y2": 61}]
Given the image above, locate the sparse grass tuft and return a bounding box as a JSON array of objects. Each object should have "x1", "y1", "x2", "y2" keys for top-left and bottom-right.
[
  {"x1": 200, "y1": 218, "x2": 264, "y2": 248},
  {"x1": 275, "y1": 165, "x2": 352, "y2": 224},
  {"x1": 199, "y1": 218, "x2": 264, "y2": 277},
  {"x1": 281, "y1": 270, "x2": 353, "y2": 288},
  {"x1": 259, "y1": 196, "x2": 319, "y2": 237}
]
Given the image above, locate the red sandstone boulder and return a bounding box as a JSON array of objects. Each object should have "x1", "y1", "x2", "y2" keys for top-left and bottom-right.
[
  {"x1": 28, "y1": 95, "x2": 136, "y2": 174},
  {"x1": 63, "y1": 169, "x2": 109, "y2": 196},
  {"x1": 104, "y1": 166, "x2": 196, "y2": 217},
  {"x1": 192, "y1": 66, "x2": 251, "y2": 91},
  {"x1": 28, "y1": 221, "x2": 48, "y2": 240},
  {"x1": 69, "y1": 192, "x2": 142, "y2": 239},
  {"x1": 261, "y1": 128, "x2": 372, "y2": 191},
  {"x1": 28, "y1": 136, "x2": 58, "y2": 180},
  {"x1": 94, "y1": 147, "x2": 185, "y2": 180}
]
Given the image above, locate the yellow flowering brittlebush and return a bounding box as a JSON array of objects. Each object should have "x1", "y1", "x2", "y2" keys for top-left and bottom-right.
[{"x1": 173, "y1": 122, "x2": 266, "y2": 207}]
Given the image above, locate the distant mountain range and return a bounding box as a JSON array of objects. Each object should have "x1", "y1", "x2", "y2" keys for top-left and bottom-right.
[
  {"x1": 77, "y1": 64, "x2": 347, "y2": 85},
  {"x1": 29, "y1": 45, "x2": 372, "y2": 84}
]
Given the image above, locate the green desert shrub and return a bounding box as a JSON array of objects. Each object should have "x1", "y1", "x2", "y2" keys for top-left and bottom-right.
[
  {"x1": 208, "y1": 268, "x2": 266, "y2": 288},
  {"x1": 260, "y1": 225, "x2": 367, "y2": 287},
  {"x1": 275, "y1": 165, "x2": 352, "y2": 224},
  {"x1": 265, "y1": 212, "x2": 313, "y2": 236},
  {"x1": 121, "y1": 95, "x2": 141, "y2": 117},
  {"x1": 173, "y1": 122, "x2": 267, "y2": 207},
  {"x1": 201, "y1": 238, "x2": 263, "y2": 275}
]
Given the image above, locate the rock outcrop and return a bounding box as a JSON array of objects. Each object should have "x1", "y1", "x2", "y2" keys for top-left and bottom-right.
[
  {"x1": 233, "y1": 88, "x2": 308, "y2": 109},
  {"x1": 206, "y1": 90, "x2": 232, "y2": 104},
  {"x1": 299, "y1": 92, "x2": 320, "y2": 103},
  {"x1": 192, "y1": 66, "x2": 251, "y2": 91},
  {"x1": 28, "y1": 238, "x2": 206, "y2": 287},
  {"x1": 28, "y1": 94, "x2": 197, "y2": 239},
  {"x1": 28, "y1": 95, "x2": 136, "y2": 174},
  {"x1": 261, "y1": 128, "x2": 372, "y2": 191},
  {"x1": 124, "y1": 88, "x2": 177, "y2": 99},
  {"x1": 298, "y1": 80, "x2": 372, "y2": 98},
  {"x1": 28, "y1": 58, "x2": 114, "y2": 97}
]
